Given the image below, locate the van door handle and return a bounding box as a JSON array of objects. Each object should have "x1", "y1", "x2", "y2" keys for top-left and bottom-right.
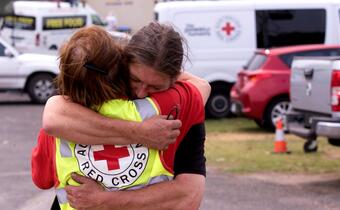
[{"x1": 303, "y1": 68, "x2": 314, "y2": 79}]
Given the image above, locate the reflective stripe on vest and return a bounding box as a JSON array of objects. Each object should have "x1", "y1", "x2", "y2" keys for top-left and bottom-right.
[
  {"x1": 125, "y1": 175, "x2": 172, "y2": 191},
  {"x1": 60, "y1": 139, "x2": 72, "y2": 157},
  {"x1": 56, "y1": 188, "x2": 67, "y2": 204},
  {"x1": 133, "y1": 98, "x2": 158, "y2": 120}
]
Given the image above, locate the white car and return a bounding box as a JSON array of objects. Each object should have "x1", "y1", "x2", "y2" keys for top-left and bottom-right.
[{"x1": 0, "y1": 36, "x2": 59, "y2": 103}]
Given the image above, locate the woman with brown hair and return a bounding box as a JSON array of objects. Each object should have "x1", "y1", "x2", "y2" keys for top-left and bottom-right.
[{"x1": 57, "y1": 26, "x2": 129, "y2": 107}]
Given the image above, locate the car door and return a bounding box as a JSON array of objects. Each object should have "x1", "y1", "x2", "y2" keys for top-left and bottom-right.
[{"x1": 0, "y1": 41, "x2": 21, "y2": 89}]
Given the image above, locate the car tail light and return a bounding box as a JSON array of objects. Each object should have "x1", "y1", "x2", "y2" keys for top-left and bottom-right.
[
  {"x1": 331, "y1": 70, "x2": 340, "y2": 112},
  {"x1": 244, "y1": 72, "x2": 271, "y2": 83},
  {"x1": 35, "y1": 33, "x2": 40, "y2": 46},
  {"x1": 236, "y1": 72, "x2": 246, "y2": 88}
]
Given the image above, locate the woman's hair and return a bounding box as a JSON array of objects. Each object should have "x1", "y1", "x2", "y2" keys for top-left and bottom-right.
[
  {"x1": 57, "y1": 26, "x2": 130, "y2": 109},
  {"x1": 125, "y1": 22, "x2": 187, "y2": 79}
]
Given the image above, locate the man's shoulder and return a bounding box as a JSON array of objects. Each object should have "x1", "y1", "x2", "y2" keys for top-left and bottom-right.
[
  {"x1": 152, "y1": 81, "x2": 202, "y2": 104},
  {"x1": 151, "y1": 81, "x2": 204, "y2": 122},
  {"x1": 173, "y1": 80, "x2": 200, "y2": 93}
]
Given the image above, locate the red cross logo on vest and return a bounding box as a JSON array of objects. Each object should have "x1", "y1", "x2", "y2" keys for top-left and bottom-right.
[
  {"x1": 93, "y1": 145, "x2": 130, "y2": 171},
  {"x1": 221, "y1": 22, "x2": 235, "y2": 36},
  {"x1": 75, "y1": 143, "x2": 149, "y2": 188}
]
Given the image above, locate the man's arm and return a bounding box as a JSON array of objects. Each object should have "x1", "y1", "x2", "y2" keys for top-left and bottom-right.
[
  {"x1": 42, "y1": 96, "x2": 181, "y2": 150},
  {"x1": 66, "y1": 173, "x2": 205, "y2": 210},
  {"x1": 177, "y1": 72, "x2": 211, "y2": 104},
  {"x1": 66, "y1": 123, "x2": 207, "y2": 210}
]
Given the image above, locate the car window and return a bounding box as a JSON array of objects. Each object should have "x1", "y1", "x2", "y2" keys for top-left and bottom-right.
[
  {"x1": 328, "y1": 49, "x2": 340, "y2": 56},
  {"x1": 3, "y1": 15, "x2": 36, "y2": 30},
  {"x1": 43, "y1": 16, "x2": 87, "y2": 30},
  {"x1": 280, "y1": 49, "x2": 340, "y2": 67},
  {"x1": 91, "y1": 15, "x2": 107, "y2": 26},
  {"x1": 244, "y1": 53, "x2": 267, "y2": 70},
  {"x1": 0, "y1": 44, "x2": 5, "y2": 56},
  {"x1": 256, "y1": 9, "x2": 326, "y2": 48}
]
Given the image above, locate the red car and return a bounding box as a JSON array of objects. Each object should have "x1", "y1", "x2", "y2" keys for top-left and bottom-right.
[{"x1": 231, "y1": 44, "x2": 340, "y2": 131}]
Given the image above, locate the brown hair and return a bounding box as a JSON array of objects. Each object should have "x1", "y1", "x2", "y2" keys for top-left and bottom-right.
[
  {"x1": 125, "y1": 22, "x2": 187, "y2": 79},
  {"x1": 57, "y1": 26, "x2": 130, "y2": 109}
]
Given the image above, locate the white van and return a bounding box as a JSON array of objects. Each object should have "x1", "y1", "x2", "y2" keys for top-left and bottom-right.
[
  {"x1": 154, "y1": 0, "x2": 340, "y2": 118},
  {"x1": 1, "y1": 1, "x2": 106, "y2": 54}
]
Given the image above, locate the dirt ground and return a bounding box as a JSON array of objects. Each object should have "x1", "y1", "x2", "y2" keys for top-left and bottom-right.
[{"x1": 244, "y1": 172, "x2": 340, "y2": 185}]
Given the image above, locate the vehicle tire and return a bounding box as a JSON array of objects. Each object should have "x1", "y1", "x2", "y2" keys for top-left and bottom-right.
[
  {"x1": 304, "y1": 140, "x2": 318, "y2": 153},
  {"x1": 206, "y1": 89, "x2": 230, "y2": 118},
  {"x1": 264, "y1": 97, "x2": 290, "y2": 131},
  {"x1": 328, "y1": 138, "x2": 340, "y2": 147},
  {"x1": 27, "y1": 73, "x2": 56, "y2": 104},
  {"x1": 49, "y1": 45, "x2": 58, "y2": 50}
]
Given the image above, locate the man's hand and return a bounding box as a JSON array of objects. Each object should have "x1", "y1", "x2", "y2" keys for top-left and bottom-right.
[
  {"x1": 65, "y1": 173, "x2": 107, "y2": 210},
  {"x1": 139, "y1": 115, "x2": 181, "y2": 150}
]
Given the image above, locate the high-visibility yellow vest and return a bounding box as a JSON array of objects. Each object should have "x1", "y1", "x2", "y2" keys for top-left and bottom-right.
[{"x1": 54, "y1": 98, "x2": 173, "y2": 210}]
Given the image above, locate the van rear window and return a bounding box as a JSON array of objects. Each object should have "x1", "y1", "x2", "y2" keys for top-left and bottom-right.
[
  {"x1": 256, "y1": 9, "x2": 326, "y2": 48},
  {"x1": 3, "y1": 15, "x2": 36, "y2": 30},
  {"x1": 280, "y1": 49, "x2": 340, "y2": 67},
  {"x1": 245, "y1": 54, "x2": 267, "y2": 70},
  {"x1": 43, "y1": 16, "x2": 87, "y2": 30}
]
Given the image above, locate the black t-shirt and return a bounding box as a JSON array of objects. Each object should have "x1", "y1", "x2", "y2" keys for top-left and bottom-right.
[{"x1": 173, "y1": 123, "x2": 206, "y2": 177}]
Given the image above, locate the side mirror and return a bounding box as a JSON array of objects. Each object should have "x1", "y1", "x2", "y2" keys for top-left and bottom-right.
[{"x1": 4, "y1": 48, "x2": 14, "y2": 57}]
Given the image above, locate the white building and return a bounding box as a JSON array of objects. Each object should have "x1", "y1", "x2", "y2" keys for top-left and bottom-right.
[{"x1": 86, "y1": 0, "x2": 155, "y2": 33}]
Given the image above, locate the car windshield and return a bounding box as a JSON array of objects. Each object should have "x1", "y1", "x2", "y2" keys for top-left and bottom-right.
[
  {"x1": 91, "y1": 15, "x2": 107, "y2": 26},
  {"x1": 244, "y1": 53, "x2": 267, "y2": 70}
]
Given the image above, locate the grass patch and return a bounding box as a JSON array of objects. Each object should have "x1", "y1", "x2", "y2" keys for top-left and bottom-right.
[
  {"x1": 205, "y1": 117, "x2": 263, "y2": 133},
  {"x1": 205, "y1": 118, "x2": 340, "y2": 174}
]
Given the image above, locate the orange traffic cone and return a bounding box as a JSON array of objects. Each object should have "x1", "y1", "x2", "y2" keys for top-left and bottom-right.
[{"x1": 273, "y1": 117, "x2": 288, "y2": 153}]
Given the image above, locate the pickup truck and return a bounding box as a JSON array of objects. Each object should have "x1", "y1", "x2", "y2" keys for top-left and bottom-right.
[
  {"x1": 0, "y1": 36, "x2": 59, "y2": 103},
  {"x1": 286, "y1": 56, "x2": 340, "y2": 152}
]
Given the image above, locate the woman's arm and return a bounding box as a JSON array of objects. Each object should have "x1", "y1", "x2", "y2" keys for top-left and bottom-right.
[
  {"x1": 42, "y1": 96, "x2": 181, "y2": 150},
  {"x1": 31, "y1": 129, "x2": 56, "y2": 189}
]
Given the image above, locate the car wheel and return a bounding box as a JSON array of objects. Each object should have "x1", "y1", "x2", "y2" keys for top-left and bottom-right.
[
  {"x1": 206, "y1": 90, "x2": 230, "y2": 118},
  {"x1": 264, "y1": 97, "x2": 290, "y2": 131},
  {"x1": 27, "y1": 73, "x2": 56, "y2": 104},
  {"x1": 328, "y1": 138, "x2": 340, "y2": 147},
  {"x1": 49, "y1": 45, "x2": 58, "y2": 50},
  {"x1": 304, "y1": 140, "x2": 318, "y2": 153}
]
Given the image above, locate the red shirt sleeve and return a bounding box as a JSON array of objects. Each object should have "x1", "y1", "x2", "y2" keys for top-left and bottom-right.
[
  {"x1": 31, "y1": 129, "x2": 57, "y2": 189},
  {"x1": 150, "y1": 81, "x2": 205, "y2": 170}
]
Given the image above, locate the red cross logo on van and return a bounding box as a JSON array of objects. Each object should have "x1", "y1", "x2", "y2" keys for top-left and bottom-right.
[
  {"x1": 221, "y1": 22, "x2": 235, "y2": 36},
  {"x1": 93, "y1": 145, "x2": 130, "y2": 171},
  {"x1": 216, "y1": 16, "x2": 241, "y2": 42}
]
